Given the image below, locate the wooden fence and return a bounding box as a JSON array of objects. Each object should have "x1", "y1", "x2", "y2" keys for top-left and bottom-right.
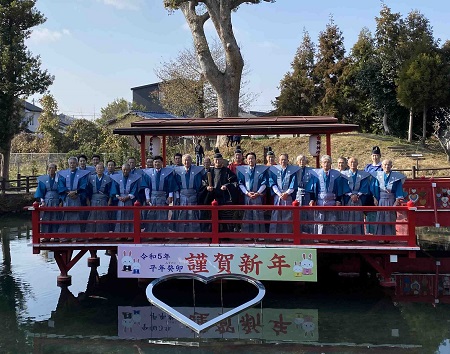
[{"x1": 0, "y1": 174, "x2": 38, "y2": 194}]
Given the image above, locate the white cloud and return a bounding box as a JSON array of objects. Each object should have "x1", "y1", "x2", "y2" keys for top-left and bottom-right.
[
  {"x1": 101, "y1": 0, "x2": 142, "y2": 10},
  {"x1": 29, "y1": 28, "x2": 71, "y2": 43}
]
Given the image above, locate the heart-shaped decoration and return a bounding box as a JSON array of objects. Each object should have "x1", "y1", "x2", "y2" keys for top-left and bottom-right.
[
  {"x1": 443, "y1": 203, "x2": 448, "y2": 208},
  {"x1": 146, "y1": 273, "x2": 265, "y2": 333},
  {"x1": 411, "y1": 189, "x2": 416, "y2": 193},
  {"x1": 437, "y1": 194, "x2": 442, "y2": 198},
  {"x1": 442, "y1": 196, "x2": 449, "y2": 203},
  {"x1": 409, "y1": 194, "x2": 419, "y2": 203},
  {"x1": 419, "y1": 199, "x2": 427, "y2": 205},
  {"x1": 443, "y1": 189, "x2": 448, "y2": 193}
]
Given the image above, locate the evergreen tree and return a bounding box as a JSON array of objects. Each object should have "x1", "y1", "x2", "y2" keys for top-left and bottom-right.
[
  {"x1": 0, "y1": 0, "x2": 54, "y2": 180},
  {"x1": 341, "y1": 28, "x2": 378, "y2": 131},
  {"x1": 313, "y1": 17, "x2": 347, "y2": 120},
  {"x1": 275, "y1": 30, "x2": 316, "y2": 115},
  {"x1": 374, "y1": 4, "x2": 407, "y2": 135},
  {"x1": 396, "y1": 10, "x2": 438, "y2": 142}
]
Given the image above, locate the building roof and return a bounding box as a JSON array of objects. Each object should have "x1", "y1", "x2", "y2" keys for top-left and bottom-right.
[
  {"x1": 113, "y1": 116, "x2": 359, "y2": 136},
  {"x1": 24, "y1": 101, "x2": 43, "y2": 112},
  {"x1": 128, "y1": 111, "x2": 178, "y2": 119},
  {"x1": 130, "y1": 82, "x2": 160, "y2": 91}
]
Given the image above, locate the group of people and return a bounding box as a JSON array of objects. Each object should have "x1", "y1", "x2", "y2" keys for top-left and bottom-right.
[{"x1": 34, "y1": 145, "x2": 406, "y2": 241}]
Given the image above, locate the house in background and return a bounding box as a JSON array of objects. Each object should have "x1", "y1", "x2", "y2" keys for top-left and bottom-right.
[
  {"x1": 22, "y1": 100, "x2": 74, "y2": 133},
  {"x1": 57, "y1": 113, "x2": 75, "y2": 130},
  {"x1": 23, "y1": 101, "x2": 42, "y2": 133},
  {"x1": 131, "y1": 82, "x2": 166, "y2": 113}
]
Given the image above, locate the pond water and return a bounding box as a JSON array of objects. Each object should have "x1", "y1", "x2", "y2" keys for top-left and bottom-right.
[{"x1": 1, "y1": 214, "x2": 450, "y2": 353}]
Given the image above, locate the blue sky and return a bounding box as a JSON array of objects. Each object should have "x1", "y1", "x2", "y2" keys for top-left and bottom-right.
[{"x1": 26, "y1": 0, "x2": 449, "y2": 119}]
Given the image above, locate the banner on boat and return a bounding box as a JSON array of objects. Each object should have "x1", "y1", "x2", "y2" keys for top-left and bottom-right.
[{"x1": 117, "y1": 246, "x2": 317, "y2": 281}]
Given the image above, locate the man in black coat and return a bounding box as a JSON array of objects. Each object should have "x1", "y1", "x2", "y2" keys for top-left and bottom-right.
[{"x1": 199, "y1": 149, "x2": 239, "y2": 232}]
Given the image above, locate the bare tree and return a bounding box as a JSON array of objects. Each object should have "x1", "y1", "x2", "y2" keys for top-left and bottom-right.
[
  {"x1": 155, "y1": 39, "x2": 257, "y2": 118},
  {"x1": 163, "y1": 0, "x2": 272, "y2": 145}
]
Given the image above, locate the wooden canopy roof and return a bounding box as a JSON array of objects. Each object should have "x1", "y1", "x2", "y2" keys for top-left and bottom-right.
[{"x1": 113, "y1": 116, "x2": 359, "y2": 136}]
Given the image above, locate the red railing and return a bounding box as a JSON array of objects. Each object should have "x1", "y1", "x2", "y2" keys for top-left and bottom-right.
[{"x1": 29, "y1": 201, "x2": 418, "y2": 249}]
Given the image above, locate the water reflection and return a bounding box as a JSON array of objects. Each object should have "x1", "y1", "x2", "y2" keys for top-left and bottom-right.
[{"x1": 1, "y1": 216, "x2": 450, "y2": 353}]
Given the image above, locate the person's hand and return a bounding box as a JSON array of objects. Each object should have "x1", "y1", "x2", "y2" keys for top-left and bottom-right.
[
  {"x1": 220, "y1": 185, "x2": 227, "y2": 191},
  {"x1": 280, "y1": 193, "x2": 289, "y2": 201},
  {"x1": 374, "y1": 198, "x2": 378, "y2": 206},
  {"x1": 309, "y1": 200, "x2": 316, "y2": 206},
  {"x1": 336, "y1": 201, "x2": 341, "y2": 206},
  {"x1": 207, "y1": 186, "x2": 213, "y2": 192},
  {"x1": 350, "y1": 194, "x2": 359, "y2": 203}
]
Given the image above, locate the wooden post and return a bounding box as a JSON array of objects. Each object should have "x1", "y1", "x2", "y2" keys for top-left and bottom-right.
[
  {"x1": 17, "y1": 173, "x2": 21, "y2": 191},
  {"x1": 326, "y1": 134, "x2": 331, "y2": 156},
  {"x1": 140, "y1": 134, "x2": 146, "y2": 168},
  {"x1": 26, "y1": 176, "x2": 30, "y2": 193},
  {"x1": 162, "y1": 135, "x2": 167, "y2": 165}
]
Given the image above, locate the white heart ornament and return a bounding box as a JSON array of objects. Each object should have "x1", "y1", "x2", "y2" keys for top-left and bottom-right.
[
  {"x1": 409, "y1": 194, "x2": 419, "y2": 203},
  {"x1": 146, "y1": 273, "x2": 265, "y2": 333}
]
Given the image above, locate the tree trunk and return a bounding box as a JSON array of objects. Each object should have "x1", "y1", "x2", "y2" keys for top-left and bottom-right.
[
  {"x1": 0, "y1": 139, "x2": 11, "y2": 184},
  {"x1": 179, "y1": 2, "x2": 243, "y2": 148},
  {"x1": 422, "y1": 105, "x2": 427, "y2": 144},
  {"x1": 382, "y1": 110, "x2": 390, "y2": 135},
  {"x1": 204, "y1": 136, "x2": 211, "y2": 151},
  {"x1": 408, "y1": 108, "x2": 413, "y2": 143},
  {"x1": 215, "y1": 85, "x2": 240, "y2": 147}
]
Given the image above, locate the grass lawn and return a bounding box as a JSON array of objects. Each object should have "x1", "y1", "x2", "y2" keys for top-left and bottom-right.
[{"x1": 211, "y1": 133, "x2": 450, "y2": 178}]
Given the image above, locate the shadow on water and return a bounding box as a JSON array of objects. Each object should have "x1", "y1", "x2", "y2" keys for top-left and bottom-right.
[{"x1": 1, "y1": 216, "x2": 450, "y2": 353}]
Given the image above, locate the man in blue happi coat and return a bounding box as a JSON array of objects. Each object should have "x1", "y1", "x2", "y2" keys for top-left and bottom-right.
[
  {"x1": 110, "y1": 163, "x2": 141, "y2": 233},
  {"x1": 371, "y1": 159, "x2": 406, "y2": 237},
  {"x1": 142, "y1": 155, "x2": 175, "y2": 232},
  {"x1": 341, "y1": 157, "x2": 371, "y2": 236},
  {"x1": 173, "y1": 154, "x2": 204, "y2": 232},
  {"x1": 86, "y1": 162, "x2": 113, "y2": 233},
  {"x1": 364, "y1": 146, "x2": 383, "y2": 234},
  {"x1": 35, "y1": 163, "x2": 60, "y2": 234},
  {"x1": 268, "y1": 153, "x2": 299, "y2": 234},
  {"x1": 307, "y1": 155, "x2": 349, "y2": 236},
  {"x1": 237, "y1": 152, "x2": 269, "y2": 234},
  {"x1": 58, "y1": 157, "x2": 90, "y2": 235}
]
